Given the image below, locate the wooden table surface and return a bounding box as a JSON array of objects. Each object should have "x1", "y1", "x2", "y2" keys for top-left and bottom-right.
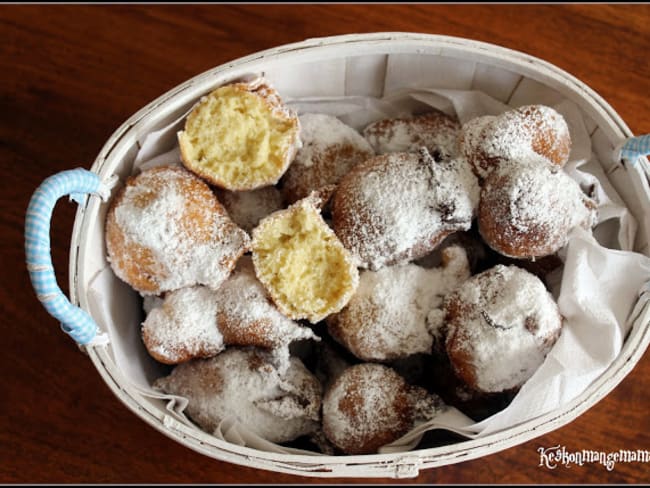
[{"x1": 2, "y1": 4, "x2": 649, "y2": 484}]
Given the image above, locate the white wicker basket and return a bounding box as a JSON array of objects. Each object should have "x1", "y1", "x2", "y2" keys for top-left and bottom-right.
[{"x1": 31, "y1": 33, "x2": 650, "y2": 478}]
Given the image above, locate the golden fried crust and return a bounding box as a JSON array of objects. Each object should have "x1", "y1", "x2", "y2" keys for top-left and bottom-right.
[
  {"x1": 524, "y1": 105, "x2": 572, "y2": 167},
  {"x1": 106, "y1": 203, "x2": 162, "y2": 294},
  {"x1": 217, "y1": 316, "x2": 273, "y2": 349},
  {"x1": 443, "y1": 297, "x2": 480, "y2": 388},
  {"x1": 478, "y1": 171, "x2": 555, "y2": 258}
]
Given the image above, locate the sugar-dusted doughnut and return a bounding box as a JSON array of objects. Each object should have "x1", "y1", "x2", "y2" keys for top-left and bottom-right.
[
  {"x1": 153, "y1": 348, "x2": 322, "y2": 443},
  {"x1": 332, "y1": 149, "x2": 479, "y2": 270},
  {"x1": 178, "y1": 78, "x2": 301, "y2": 191},
  {"x1": 327, "y1": 246, "x2": 470, "y2": 361},
  {"x1": 141, "y1": 286, "x2": 224, "y2": 365},
  {"x1": 280, "y1": 113, "x2": 375, "y2": 204},
  {"x1": 105, "y1": 165, "x2": 250, "y2": 295},
  {"x1": 252, "y1": 192, "x2": 359, "y2": 323},
  {"x1": 322, "y1": 363, "x2": 444, "y2": 454},
  {"x1": 462, "y1": 105, "x2": 571, "y2": 179},
  {"x1": 363, "y1": 110, "x2": 460, "y2": 159},
  {"x1": 444, "y1": 265, "x2": 563, "y2": 393},
  {"x1": 478, "y1": 160, "x2": 597, "y2": 259}
]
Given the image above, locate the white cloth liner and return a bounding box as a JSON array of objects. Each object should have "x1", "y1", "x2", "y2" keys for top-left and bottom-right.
[{"x1": 86, "y1": 82, "x2": 650, "y2": 455}]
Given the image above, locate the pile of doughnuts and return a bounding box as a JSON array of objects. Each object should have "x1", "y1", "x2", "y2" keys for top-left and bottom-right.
[{"x1": 105, "y1": 77, "x2": 598, "y2": 454}]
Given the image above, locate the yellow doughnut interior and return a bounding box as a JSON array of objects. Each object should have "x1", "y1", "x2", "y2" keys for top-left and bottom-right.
[
  {"x1": 179, "y1": 84, "x2": 297, "y2": 190},
  {"x1": 253, "y1": 199, "x2": 359, "y2": 323}
]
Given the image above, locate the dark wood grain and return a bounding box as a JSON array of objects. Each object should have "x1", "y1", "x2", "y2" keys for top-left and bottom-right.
[{"x1": 2, "y1": 4, "x2": 649, "y2": 484}]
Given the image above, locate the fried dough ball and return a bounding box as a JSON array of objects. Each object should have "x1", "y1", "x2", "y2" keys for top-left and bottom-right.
[
  {"x1": 443, "y1": 265, "x2": 563, "y2": 393},
  {"x1": 214, "y1": 257, "x2": 319, "y2": 353},
  {"x1": 153, "y1": 348, "x2": 322, "y2": 443},
  {"x1": 461, "y1": 105, "x2": 571, "y2": 179},
  {"x1": 178, "y1": 78, "x2": 301, "y2": 191},
  {"x1": 322, "y1": 363, "x2": 444, "y2": 454},
  {"x1": 105, "y1": 165, "x2": 250, "y2": 295},
  {"x1": 141, "y1": 286, "x2": 225, "y2": 365},
  {"x1": 327, "y1": 246, "x2": 470, "y2": 361},
  {"x1": 332, "y1": 149, "x2": 479, "y2": 270},
  {"x1": 478, "y1": 160, "x2": 597, "y2": 259}
]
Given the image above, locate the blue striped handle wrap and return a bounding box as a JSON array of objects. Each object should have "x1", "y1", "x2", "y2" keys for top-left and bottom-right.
[
  {"x1": 25, "y1": 169, "x2": 104, "y2": 345},
  {"x1": 620, "y1": 134, "x2": 650, "y2": 165}
]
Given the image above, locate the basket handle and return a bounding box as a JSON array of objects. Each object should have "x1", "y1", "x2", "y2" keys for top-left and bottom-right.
[
  {"x1": 619, "y1": 134, "x2": 650, "y2": 166},
  {"x1": 25, "y1": 168, "x2": 115, "y2": 345}
]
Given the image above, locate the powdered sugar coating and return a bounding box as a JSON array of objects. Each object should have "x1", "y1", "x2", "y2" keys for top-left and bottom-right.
[
  {"x1": 327, "y1": 246, "x2": 471, "y2": 361},
  {"x1": 332, "y1": 149, "x2": 480, "y2": 270},
  {"x1": 471, "y1": 105, "x2": 571, "y2": 178},
  {"x1": 217, "y1": 186, "x2": 285, "y2": 234},
  {"x1": 142, "y1": 286, "x2": 224, "y2": 364},
  {"x1": 363, "y1": 110, "x2": 460, "y2": 159},
  {"x1": 478, "y1": 159, "x2": 598, "y2": 259},
  {"x1": 322, "y1": 363, "x2": 444, "y2": 454},
  {"x1": 153, "y1": 348, "x2": 322, "y2": 443},
  {"x1": 445, "y1": 265, "x2": 563, "y2": 393},
  {"x1": 105, "y1": 166, "x2": 250, "y2": 295},
  {"x1": 215, "y1": 256, "x2": 319, "y2": 351},
  {"x1": 281, "y1": 113, "x2": 375, "y2": 203}
]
